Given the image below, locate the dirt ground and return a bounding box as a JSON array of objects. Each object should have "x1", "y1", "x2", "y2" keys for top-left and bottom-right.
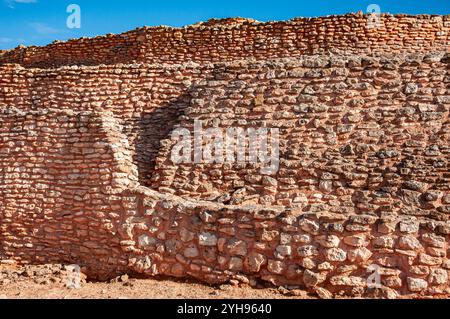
[
  {"x1": 1, "y1": 263, "x2": 447, "y2": 300},
  {"x1": 0, "y1": 263, "x2": 314, "y2": 299}
]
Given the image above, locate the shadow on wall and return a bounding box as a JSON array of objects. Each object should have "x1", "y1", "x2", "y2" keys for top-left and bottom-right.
[{"x1": 134, "y1": 91, "x2": 193, "y2": 187}]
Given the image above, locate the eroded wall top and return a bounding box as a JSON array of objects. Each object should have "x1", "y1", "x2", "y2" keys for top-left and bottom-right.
[{"x1": 0, "y1": 13, "x2": 448, "y2": 68}]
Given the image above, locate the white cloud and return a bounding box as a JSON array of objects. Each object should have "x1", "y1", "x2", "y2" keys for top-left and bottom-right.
[
  {"x1": 5, "y1": 0, "x2": 38, "y2": 9},
  {"x1": 30, "y1": 22, "x2": 63, "y2": 35},
  {"x1": 0, "y1": 37, "x2": 26, "y2": 46}
]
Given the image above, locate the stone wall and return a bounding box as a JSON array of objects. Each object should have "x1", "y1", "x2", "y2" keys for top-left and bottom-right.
[
  {"x1": 0, "y1": 105, "x2": 449, "y2": 297},
  {"x1": 0, "y1": 62, "x2": 211, "y2": 185},
  {"x1": 0, "y1": 14, "x2": 448, "y2": 68},
  {"x1": 151, "y1": 53, "x2": 450, "y2": 218},
  {"x1": 0, "y1": 29, "x2": 144, "y2": 68},
  {"x1": 0, "y1": 14, "x2": 449, "y2": 298},
  {"x1": 122, "y1": 187, "x2": 450, "y2": 298},
  {"x1": 0, "y1": 108, "x2": 137, "y2": 278}
]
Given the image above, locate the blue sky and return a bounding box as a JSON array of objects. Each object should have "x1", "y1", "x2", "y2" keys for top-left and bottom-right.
[{"x1": 0, "y1": 0, "x2": 448, "y2": 50}]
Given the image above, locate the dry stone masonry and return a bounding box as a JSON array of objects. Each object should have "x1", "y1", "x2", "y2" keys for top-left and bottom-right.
[
  {"x1": 0, "y1": 13, "x2": 448, "y2": 68},
  {"x1": 0, "y1": 14, "x2": 449, "y2": 298}
]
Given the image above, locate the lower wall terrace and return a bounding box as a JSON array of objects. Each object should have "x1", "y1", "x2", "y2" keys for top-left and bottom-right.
[
  {"x1": 0, "y1": 108, "x2": 449, "y2": 298},
  {"x1": 121, "y1": 186, "x2": 450, "y2": 298}
]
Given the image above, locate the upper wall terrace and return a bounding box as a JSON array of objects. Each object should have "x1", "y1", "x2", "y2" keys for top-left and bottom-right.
[{"x1": 0, "y1": 14, "x2": 448, "y2": 68}]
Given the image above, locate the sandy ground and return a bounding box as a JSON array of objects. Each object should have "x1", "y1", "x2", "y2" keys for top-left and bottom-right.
[
  {"x1": 0, "y1": 278, "x2": 315, "y2": 299},
  {"x1": 0, "y1": 263, "x2": 313, "y2": 299},
  {"x1": 1, "y1": 263, "x2": 448, "y2": 300}
]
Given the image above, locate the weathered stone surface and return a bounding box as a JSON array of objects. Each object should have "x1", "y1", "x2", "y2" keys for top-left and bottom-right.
[
  {"x1": 244, "y1": 252, "x2": 266, "y2": 273},
  {"x1": 198, "y1": 233, "x2": 218, "y2": 247},
  {"x1": 303, "y1": 270, "x2": 326, "y2": 287},
  {"x1": 330, "y1": 276, "x2": 366, "y2": 287},
  {"x1": 180, "y1": 228, "x2": 195, "y2": 242},
  {"x1": 229, "y1": 257, "x2": 243, "y2": 271},
  {"x1": 343, "y1": 235, "x2": 369, "y2": 247},
  {"x1": 325, "y1": 248, "x2": 347, "y2": 262},
  {"x1": 316, "y1": 235, "x2": 340, "y2": 248},
  {"x1": 299, "y1": 219, "x2": 320, "y2": 235},
  {"x1": 138, "y1": 234, "x2": 156, "y2": 248},
  {"x1": 267, "y1": 260, "x2": 285, "y2": 274},
  {"x1": 347, "y1": 248, "x2": 372, "y2": 263},
  {"x1": 399, "y1": 221, "x2": 420, "y2": 234},
  {"x1": 297, "y1": 245, "x2": 319, "y2": 257},
  {"x1": 314, "y1": 287, "x2": 333, "y2": 299},
  {"x1": 407, "y1": 278, "x2": 428, "y2": 292},
  {"x1": 275, "y1": 245, "x2": 292, "y2": 258},
  {"x1": 0, "y1": 14, "x2": 449, "y2": 299},
  {"x1": 183, "y1": 247, "x2": 199, "y2": 258},
  {"x1": 398, "y1": 236, "x2": 423, "y2": 250},
  {"x1": 428, "y1": 268, "x2": 448, "y2": 285},
  {"x1": 227, "y1": 239, "x2": 248, "y2": 256},
  {"x1": 373, "y1": 236, "x2": 395, "y2": 249}
]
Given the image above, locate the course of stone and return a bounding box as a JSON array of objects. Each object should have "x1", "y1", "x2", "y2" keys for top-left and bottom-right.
[{"x1": 0, "y1": 13, "x2": 449, "y2": 298}]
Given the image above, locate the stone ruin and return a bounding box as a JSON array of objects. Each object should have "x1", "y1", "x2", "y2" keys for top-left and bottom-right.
[{"x1": 0, "y1": 13, "x2": 449, "y2": 298}]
